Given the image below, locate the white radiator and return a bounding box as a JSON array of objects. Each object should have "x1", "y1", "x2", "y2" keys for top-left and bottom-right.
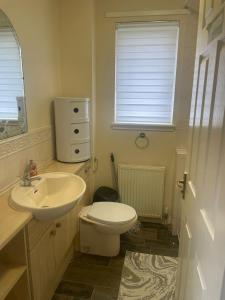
[{"x1": 118, "y1": 164, "x2": 165, "y2": 218}]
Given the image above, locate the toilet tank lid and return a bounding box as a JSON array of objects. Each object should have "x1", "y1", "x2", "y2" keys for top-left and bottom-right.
[{"x1": 87, "y1": 202, "x2": 137, "y2": 225}]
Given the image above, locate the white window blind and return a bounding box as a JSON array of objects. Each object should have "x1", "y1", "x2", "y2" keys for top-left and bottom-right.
[
  {"x1": 0, "y1": 27, "x2": 24, "y2": 120},
  {"x1": 115, "y1": 22, "x2": 179, "y2": 125}
]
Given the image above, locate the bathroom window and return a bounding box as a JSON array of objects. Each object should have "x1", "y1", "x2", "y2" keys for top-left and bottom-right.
[{"x1": 114, "y1": 22, "x2": 179, "y2": 128}]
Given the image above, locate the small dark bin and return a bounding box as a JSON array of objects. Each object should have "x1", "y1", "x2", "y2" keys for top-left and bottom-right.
[{"x1": 93, "y1": 186, "x2": 119, "y2": 203}]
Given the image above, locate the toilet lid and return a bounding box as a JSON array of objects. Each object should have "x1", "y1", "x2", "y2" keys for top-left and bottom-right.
[{"x1": 87, "y1": 202, "x2": 137, "y2": 225}]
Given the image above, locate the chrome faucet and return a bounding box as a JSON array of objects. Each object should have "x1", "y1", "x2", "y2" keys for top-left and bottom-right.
[{"x1": 21, "y1": 162, "x2": 41, "y2": 187}]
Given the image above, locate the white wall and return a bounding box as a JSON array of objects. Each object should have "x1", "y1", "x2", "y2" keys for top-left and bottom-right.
[
  {"x1": 58, "y1": 0, "x2": 95, "y2": 99},
  {"x1": 58, "y1": 0, "x2": 96, "y2": 194},
  {"x1": 94, "y1": 0, "x2": 198, "y2": 220}
]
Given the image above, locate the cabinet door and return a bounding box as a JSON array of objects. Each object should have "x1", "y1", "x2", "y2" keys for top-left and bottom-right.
[
  {"x1": 30, "y1": 225, "x2": 56, "y2": 300},
  {"x1": 66, "y1": 209, "x2": 76, "y2": 245},
  {"x1": 54, "y1": 216, "x2": 71, "y2": 269}
]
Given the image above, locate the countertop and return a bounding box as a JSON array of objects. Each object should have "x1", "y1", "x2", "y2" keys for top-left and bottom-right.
[
  {"x1": 0, "y1": 160, "x2": 87, "y2": 251},
  {"x1": 43, "y1": 160, "x2": 86, "y2": 174}
]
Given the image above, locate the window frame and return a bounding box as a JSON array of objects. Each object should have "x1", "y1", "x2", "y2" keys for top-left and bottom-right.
[{"x1": 113, "y1": 21, "x2": 180, "y2": 131}]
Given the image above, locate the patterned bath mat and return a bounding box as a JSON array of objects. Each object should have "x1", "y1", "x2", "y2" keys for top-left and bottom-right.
[{"x1": 118, "y1": 252, "x2": 178, "y2": 300}]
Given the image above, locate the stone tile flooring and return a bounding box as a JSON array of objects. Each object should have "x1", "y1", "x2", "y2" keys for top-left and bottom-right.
[{"x1": 52, "y1": 221, "x2": 179, "y2": 300}]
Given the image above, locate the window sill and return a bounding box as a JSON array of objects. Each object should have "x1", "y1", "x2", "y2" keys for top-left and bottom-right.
[{"x1": 111, "y1": 123, "x2": 176, "y2": 132}]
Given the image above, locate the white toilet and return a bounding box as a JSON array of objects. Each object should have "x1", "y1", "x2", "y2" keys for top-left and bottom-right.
[{"x1": 79, "y1": 202, "x2": 137, "y2": 257}]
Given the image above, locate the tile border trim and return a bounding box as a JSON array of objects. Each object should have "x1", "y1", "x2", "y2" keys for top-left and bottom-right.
[{"x1": 0, "y1": 126, "x2": 52, "y2": 159}]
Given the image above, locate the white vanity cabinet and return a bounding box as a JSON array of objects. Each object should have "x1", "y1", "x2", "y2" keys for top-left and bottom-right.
[
  {"x1": 0, "y1": 229, "x2": 31, "y2": 300},
  {"x1": 28, "y1": 209, "x2": 77, "y2": 300},
  {"x1": 54, "y1": 215, "x2": 73, "y2": 269},
  {"x1": 28, "y1": 163, "x2": 91, "y2": 300},
  {"x1": 29, "y1": 224, "x2": 56, "y2": 300}
]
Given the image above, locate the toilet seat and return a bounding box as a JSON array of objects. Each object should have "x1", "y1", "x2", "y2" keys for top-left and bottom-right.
[
  {"x1": 86, "y1": 202, "x2": 137, "y2": 225},
  {"x1": 79, "y1": 202, "x2": 137, "y2": 256}
]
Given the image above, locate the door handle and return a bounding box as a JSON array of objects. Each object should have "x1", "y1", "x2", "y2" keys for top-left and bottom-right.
[{"x1": 177, "y1": 172, "x2": 188, "y2": 199}]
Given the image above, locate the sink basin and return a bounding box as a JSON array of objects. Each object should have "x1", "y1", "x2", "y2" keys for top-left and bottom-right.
[{"x1": 10, "y1": 172, "x2": 86, "y2": 221}]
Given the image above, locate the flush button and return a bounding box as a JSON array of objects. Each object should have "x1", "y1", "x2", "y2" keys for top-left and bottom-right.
[
  {"x1": 74, "y1": 129, "x2": 79, "y2": 134},
  {"x1": 73, "y1": 107, "x2": 79, "y2": 113},
  {"x1": 75, "y1": 149, "x2": 80, "y2": 154}
]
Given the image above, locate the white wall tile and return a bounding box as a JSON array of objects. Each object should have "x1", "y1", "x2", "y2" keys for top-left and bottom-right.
[{"x1": 0, "y1": 127, "x2": 54, "y2": 192}]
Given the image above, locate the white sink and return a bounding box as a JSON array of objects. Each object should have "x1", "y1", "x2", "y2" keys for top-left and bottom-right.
[{"x1": 10, "y1": 172, "x2": 86, "y2": 221}]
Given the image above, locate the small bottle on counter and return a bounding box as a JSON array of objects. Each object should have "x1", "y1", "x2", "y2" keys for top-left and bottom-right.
[{"x1": 29, "y1": 160, "x2": 38, "y2": 177}]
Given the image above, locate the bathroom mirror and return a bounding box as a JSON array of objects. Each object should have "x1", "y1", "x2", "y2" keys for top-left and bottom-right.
[{"x1": 0, "y1": 10, "x2": 27, "y2": 140}]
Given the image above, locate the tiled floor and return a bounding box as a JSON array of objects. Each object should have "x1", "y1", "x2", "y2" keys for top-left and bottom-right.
[{"x1": 52, "y1": 221, "x2": 179, "y2": 300}]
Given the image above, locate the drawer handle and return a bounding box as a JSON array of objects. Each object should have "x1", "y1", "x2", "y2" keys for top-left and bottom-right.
[
  {"x1": 73, "y1": 107, "x2": 79, "y2": 113},
  {"x1": 75, "y1": 149, "x2": 80, "y2": 154},
  {"x1": 74, "y1": 129, "x2": 79, "y2": 134}
]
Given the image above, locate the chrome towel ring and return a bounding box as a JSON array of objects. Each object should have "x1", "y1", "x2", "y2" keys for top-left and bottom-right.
[{"x1": 135, "y1": 132, "x2": 149, "y2": 149}]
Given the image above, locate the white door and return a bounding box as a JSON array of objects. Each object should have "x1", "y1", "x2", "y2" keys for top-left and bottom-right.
[{"x1": 177, "y1": 1, "x2": 225, "y2": 299}]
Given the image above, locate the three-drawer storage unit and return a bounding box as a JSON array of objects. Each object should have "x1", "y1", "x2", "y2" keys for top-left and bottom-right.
[{"x1": 54, "y1": 97, "x2": 90, "y2": 162}]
